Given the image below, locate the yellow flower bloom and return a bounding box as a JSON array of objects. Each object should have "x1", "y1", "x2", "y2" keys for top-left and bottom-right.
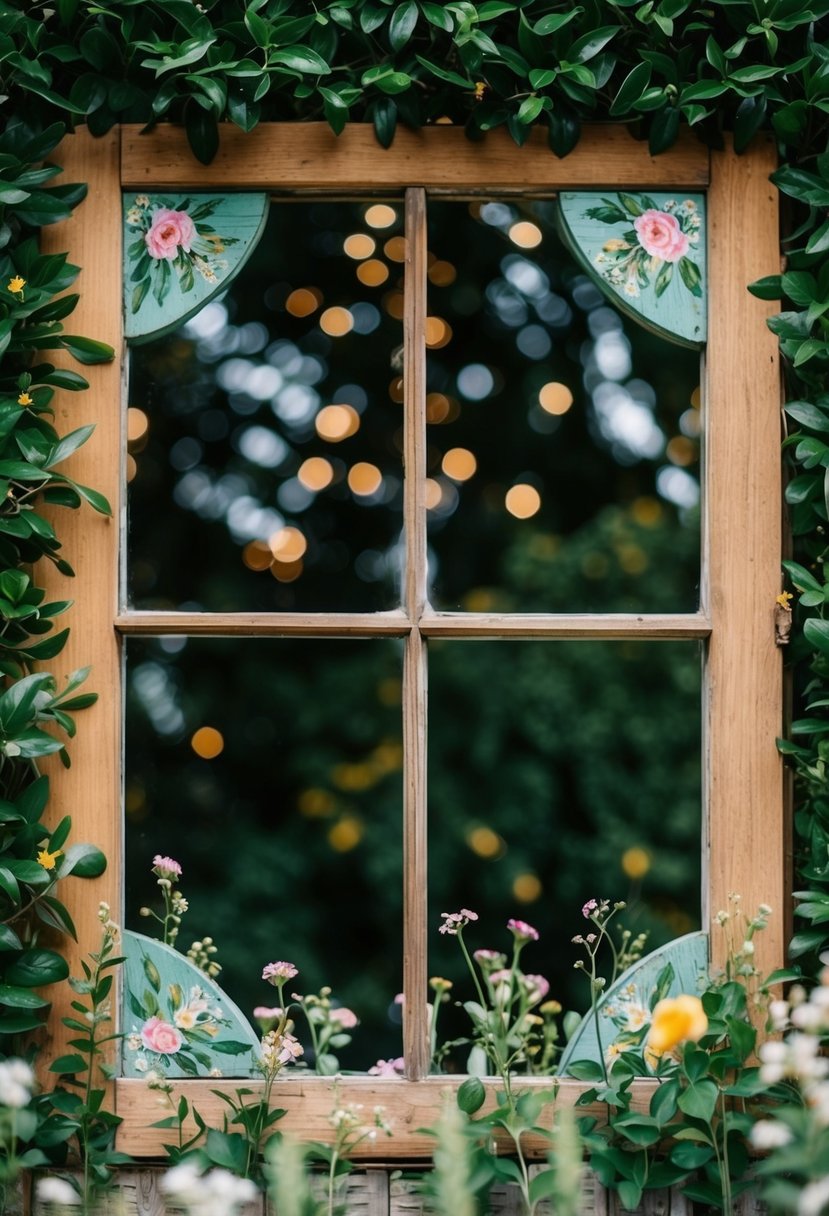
[
  {"x1": 647, "y1": 994, "x2": 708, "y2": 1055},
  {"x1": 429, "y1": 976, "x2": 453, "y2": 992},
  {"x1": 776, "y1": 591, "x2": 793, "y2": 609},
  {"x1": 7, "y1": 276, "x2": 25, "y2": 294},
  {"x1": 37, "y1": 847, "x2": 61, "y2": 871},
  {"x1": 17, "y1": 392, "x2": 32, "y2": 407}
]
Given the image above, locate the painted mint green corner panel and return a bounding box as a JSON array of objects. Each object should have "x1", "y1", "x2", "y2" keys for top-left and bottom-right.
[
  {"x1": 556, "y1": 191, "x2": 706, "y2": 349},
  {"x1": 122, "y1": 930, "x2": 260, "y2": 1079},
  {"x1": 559, "y1": 931, "x2": 709, "y2": 1071},
  {"x1": 123, "y1": 192, "x2": 269, "y2": 345}
]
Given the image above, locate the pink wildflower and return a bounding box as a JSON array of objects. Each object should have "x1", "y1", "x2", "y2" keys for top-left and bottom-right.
[
  {"x1": 582, "y1": 899, "x2": 599, "y2": 919},
  {"x1": 331, "y1": 1007, "x2": 358, "y2": 1029},
  {"x1": 253, "y1": 1006, "x2": 282, "y2": 1030},
  {"x1": 474, "y1": 949, "x2": 507, "y2": 968},
  {"x1": 152, "y1": 855, "x2": 182, "y2": 880},
  {"x1": 507, "y1": 918, "x2": 539, "y2": 943},
  {"x1": 489, "y1": 969, "x2": 512, "y2": 985},
  {"x1": 262, "y1": 961, "x2": 299, "y2": 984},
  {"x1": 439, "y1": 909, "x2": 478, "y2": 936},
  {"x1": 277, "y1": 1033, "x2": 304, "y2": 1064},
  {"x1": 368, "y1": 1057, "x2": 405, "y2": 1077},
  {"x1": 523, "y1": 974, "x2": 550, "y2": 1003}
]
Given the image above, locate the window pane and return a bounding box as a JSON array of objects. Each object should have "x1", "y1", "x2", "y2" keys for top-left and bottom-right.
[
  {"x1": 425, "y1": 201, "x2": 700, "y2": 613},
  {"x1": 428, "y1": 639, "x2": 701, "y2": 1069},
  {"x1": 127, "y1": 201, "x2": 405, "y2": 612},
  {"x1": 125, "y1": 637, "x2": 403, "y2": 1071}
]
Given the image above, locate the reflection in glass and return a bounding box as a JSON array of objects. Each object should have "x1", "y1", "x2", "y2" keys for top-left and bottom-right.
[
  {"x1": 125, "y1": 637, "x2": 403, "y2": 1067},
  {"x1": 428, "y1": 639, "x2": 701, "y2": 1069},
  {"x1": 425, "y1": 201, "x2": 701, "y2": 613},
  {"x1": 127, "y1": 201, "x2": 405, "y2": 612}
]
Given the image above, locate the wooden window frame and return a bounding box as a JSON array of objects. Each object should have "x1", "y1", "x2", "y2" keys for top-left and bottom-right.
[{"x1": 39, "y1": 124, "x2": 783, "y2": 1159}]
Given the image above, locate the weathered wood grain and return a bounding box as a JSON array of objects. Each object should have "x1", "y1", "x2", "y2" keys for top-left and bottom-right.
[
  {"x1": 121, "y1": 125, "x2": 710, "y2": 192},
  {"x1": 38, "y1": 127, "x2": 123, "y2": 1083},
  {"x1": 703, "y1": 135, "x2": 784, "y2": 980}
]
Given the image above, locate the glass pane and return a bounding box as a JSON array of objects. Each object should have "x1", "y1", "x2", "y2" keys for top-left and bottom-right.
[
  {"x1": 125, "y1": 637, "x2": 404, "y2": 1070},
  {"x1": 127, "y1": 201, "x2": 405, "y2": 612},
  {"x1": 428, "y1": 639, "x2": 701, "y2": 1071},
  {"x1": 425, "y1": 201, "x2": 701, "y2": 613}
]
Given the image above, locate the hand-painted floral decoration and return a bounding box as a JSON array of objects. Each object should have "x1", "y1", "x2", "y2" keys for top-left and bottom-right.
[
  {"x1": 125, "y1": 195, "x2": 238, "y2": 314},
  {"x1": 587, "y1": 193, "x2": 703, "y2": 301},
  {"x1": 126, "y1": 966, "x2": 252, "y2": 1077}
]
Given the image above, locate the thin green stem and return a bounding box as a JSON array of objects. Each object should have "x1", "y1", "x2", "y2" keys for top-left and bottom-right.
[
  {"x1": 327, "y1": 1147, "x2": 339, "y2": 1216},
  {"x1": 457, "y1": 928, "x2": 488, "y2": 1014},
  {"x1": 719, "y1": 1090, "x2": 732, "y2": 1214}
]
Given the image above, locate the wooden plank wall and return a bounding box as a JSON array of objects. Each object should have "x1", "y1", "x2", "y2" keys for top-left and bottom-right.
[
  {"x1": 26, "y1": 1169, "x2": 685, "y2": 1215},
  {"x1": 25, "y1": 1168, "x2": 772, "y2": 1215}
]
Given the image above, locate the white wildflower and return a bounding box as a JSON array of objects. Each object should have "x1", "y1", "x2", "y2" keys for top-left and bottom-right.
[
  {"x1": 799, "y1": 1176, "x2": 829, "y2": 1216},
  {"x1": 0, "y1": 1059, "x2": 34, "y2": 1108},
  {"x1": 36, "y1": 1176, "x2": 81, "y2": 1206},
  {"x1": 768, "y1": 999, "x2": 790, "y2": 1030},
  {"x1": 749, "y1": 1120, "x2": 793, "y2": 1150}
]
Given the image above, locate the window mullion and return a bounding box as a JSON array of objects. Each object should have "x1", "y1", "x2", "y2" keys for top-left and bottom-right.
[{"x1": 402, "y1": 187, "x2": 429, "y2": 1078}]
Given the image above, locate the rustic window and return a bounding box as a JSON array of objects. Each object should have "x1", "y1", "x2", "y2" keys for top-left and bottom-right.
[{"x1": 40, "y1": 124, "x2": 783, "y2": 1156}]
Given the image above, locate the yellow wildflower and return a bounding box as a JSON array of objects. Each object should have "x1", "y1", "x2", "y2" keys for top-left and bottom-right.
[
  {"x1": 17, "y1": 392, "x2": 32, "y2": 407},
  {"x1": 7, "y1": 276, "x2": 25, "y2": 294},
  {"x1": 776, "y1": 591, "x2": 793, "y2": 609},
  {"x1": 429, "y1": 976, "x2": 453, "y2": 992},
  {"x1": 37, "y1": 847, "x2": 61, "y2": 871},
  {"x1": 473, "y1": 81, "x2": 488, "y2": 101},
  {"x1": 647, "y1": 994, "x2": 708, "y2": 1055}
]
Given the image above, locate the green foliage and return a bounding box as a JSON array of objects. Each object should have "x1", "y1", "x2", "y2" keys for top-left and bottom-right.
[
  {"x1": 0, "y1": 0, "x2": 827, "y2": 160},
  {"x1": 47, "y1": 910, "x2": 131, "y2": 1208}
]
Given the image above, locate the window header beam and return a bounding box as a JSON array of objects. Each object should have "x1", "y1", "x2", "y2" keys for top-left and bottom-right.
[{"x1": 121, "y1": 123, "x2": 710, "y2": 192}]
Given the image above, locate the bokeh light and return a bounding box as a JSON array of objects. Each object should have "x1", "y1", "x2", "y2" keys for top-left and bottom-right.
[
  {"x1": 269, "y1": 526, "x2": 307, "y2": 562},
  {"x1": 539, "y1": 382, "x2": 574, "y2": 416},
  {"x1": 442, "y1": 448, "x2": 477, "y2": 482},
  {"x1": 348, "y1": 462, "x2": 383, "y2": 497},
  {"x1": 191, "y1": 726, "x2": 224, "y2": 760},
  {"x1": 320, "y1": 306, "x2": 354, "y2": 337},
  {"x1": 509, "y1": 221, "x2": 543, "y2": 248},
  {"x1": 298, "y1": 456, "x2": 335, "y2": 491},
  {"x1": 364, "y1": 204, "x2": 397, "y2": 229},
  {"x1": 343, "y1": 234, "x2": 375, "y2": 260},
  {"x1": 505, "y1": 484, "x2": 542, "y2": 519},
  {"x1": 315, "y1": 404, "x2": 360, "y2": 442},
  {"x1": 286, "y1": 287, "x2": 321, "y2": 317}
]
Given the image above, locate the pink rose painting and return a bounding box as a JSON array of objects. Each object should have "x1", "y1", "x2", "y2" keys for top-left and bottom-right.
[
  {"x1": 140, "y1": 1016, "x2": 184, "y2": 1055},
  {"x1": 144, "y1": 209, "x2": 196, "y2": 260},
  {"x1": 633, "y1": 209, "x2": 689, "y2": 263},
  {"x1": 125, "y1": 194, "x2": 238, "y2": 313},
  {"x1": 585, "y1": 192, "x2": 703, "y2": 303}
]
